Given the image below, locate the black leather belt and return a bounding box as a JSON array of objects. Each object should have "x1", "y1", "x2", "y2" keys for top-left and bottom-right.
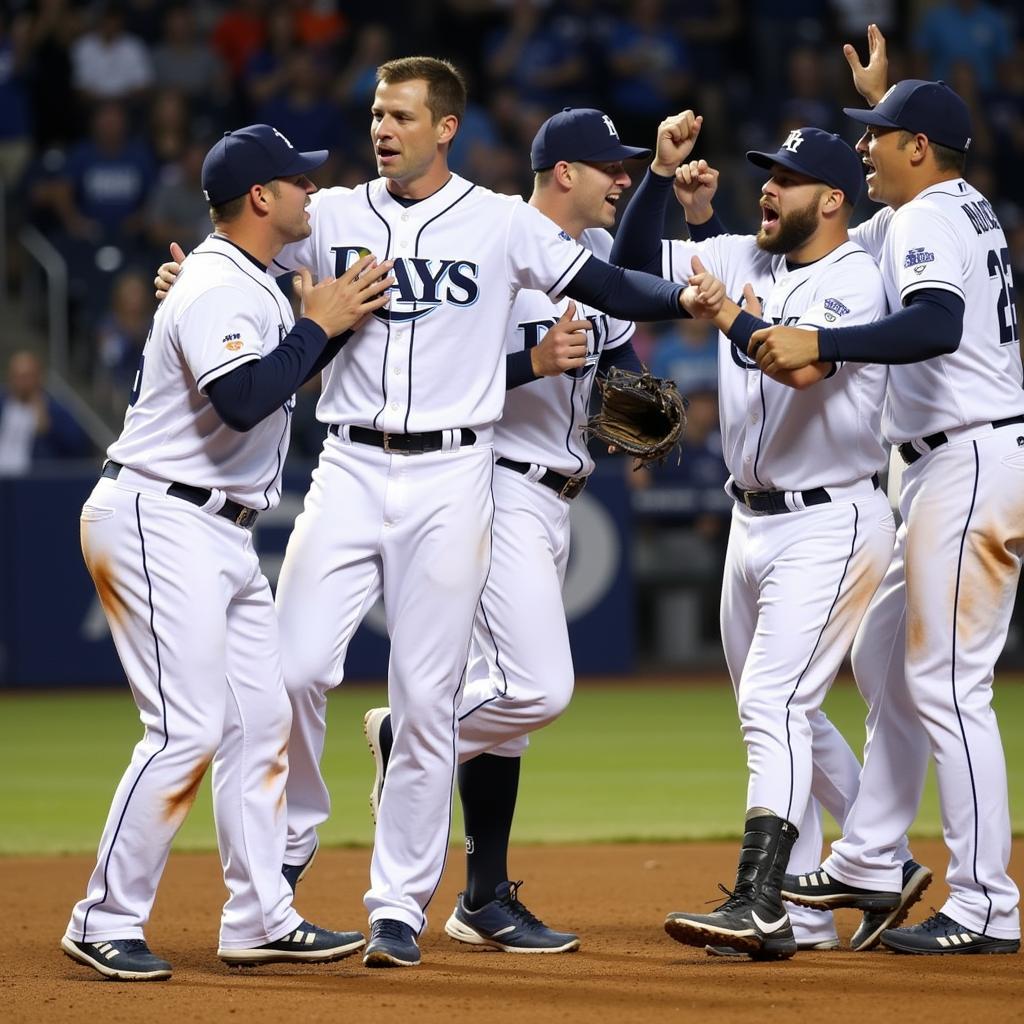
[
  {"x1": 898, "y1": 415, "x2": 1024, "y2": 466},
  {"x1": 101, "y1": 461, "x2": 260, "y2": 529},
  {"x1": 329, "y1": 424, "x2": 476, "y2": 454},
  {"x1": 496, "y1": 457, "x2": 587, "y2": 500},
  {"x1": 731, "y1": 473, "x2": 879, "y2": 515}
]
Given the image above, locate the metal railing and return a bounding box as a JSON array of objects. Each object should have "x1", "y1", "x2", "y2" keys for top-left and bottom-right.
[{"x1": 14, "y1": 225, "x2": 115, "y2": 451}]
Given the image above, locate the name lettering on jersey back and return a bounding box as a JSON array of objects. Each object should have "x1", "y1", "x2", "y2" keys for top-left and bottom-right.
[
  {"x1": 961, "y1": 198, "x2": 1001, "y2": 236},
  {"x1": 332, "y1": 246, "x2": 479, "y2": 324}
]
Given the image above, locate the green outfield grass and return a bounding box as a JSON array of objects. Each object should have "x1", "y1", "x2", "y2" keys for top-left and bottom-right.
[{"x1": 2, "y1": 680, "x2": 1022, "y2": 854}]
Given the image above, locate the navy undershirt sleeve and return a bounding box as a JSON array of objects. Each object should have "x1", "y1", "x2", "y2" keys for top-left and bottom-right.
[
  {"x1": 686, "y1": 211, "x2": 727, "y2": 241},
  {"x1": 306, "y1": 329, "x2": 354, "y2": 380},
  {"x1": 564, "y1": 256, "x2": 684, "y2": 321},
  {"x1": 506, "y1": 350, "x2": 538, "y2": 390},
  {"x1": 609, "y1": 168, "x2": 674, "y2": 274},
  {"x1": 726, "y1": 310, "x2": 769, "y2": 351},
  {"x1": 598, "y1": 338, "x2": 643, "y2": 374},
  {"x1": 817, "y1": 289, "x2": 964, "y2": 364},
  {"x1": 206, "y1": 317, "x2": 328, "y2": 431}
]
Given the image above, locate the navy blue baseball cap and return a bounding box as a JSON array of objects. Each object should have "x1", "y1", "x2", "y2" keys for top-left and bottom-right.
[
  {"x1": 201, "y1": 124, "x2": 328, "y2": 205},
  {"x1": 746, "y1": 127, "x2": 864, "y2": 204},
  {"x1": 531, "y1": 108, "x2": 651, "y2": 171},
  {"x1": 843, "y1": 79, "x2": 971, "y2": 153}
]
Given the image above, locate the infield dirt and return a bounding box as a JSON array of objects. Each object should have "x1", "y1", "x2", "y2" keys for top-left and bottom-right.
[{"x1": 8, "y1": 839, "x2": 1020, "y2": 1023}]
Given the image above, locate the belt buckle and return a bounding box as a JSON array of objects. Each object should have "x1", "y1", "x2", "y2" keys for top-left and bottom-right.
[
  {"x1": 560, "y1": 476, "x2": 586, "y2": 500},
  {"x1": 381, "y1": 431, "x2": 395, "y2": 453},
  {"x1": 742, "y1": 489, "x2": 755, "y2": 509},
  {"x1": 234, "y1": 507, "x2": 257, "y2": 529}
]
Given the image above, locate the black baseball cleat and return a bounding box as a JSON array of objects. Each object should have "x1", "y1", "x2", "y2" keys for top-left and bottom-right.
[
  {"x1": 218, "y1": 921, "x2": 365, "y2": 966},
  {"x1": 664, "y1": 812, "x2": 799, "y2": 961},
  {"x1": 281, "y1": 840, "x2": 319, "y2": 894},
  {"x1": 850, "y1": 859, "x2": 933, "y2": 951},
  {"x1": 781, "y1": 866, "x2": 900, "y2": 912},
  {"x1": 61, "y1": 936, "x2": 172, "y2": 981},
  {"x1": 881, "y1": 912, "x2": 1021, "y2": 955},
  {"x1": 706, "y1": 936, "x2": 838, "y2": 957}
]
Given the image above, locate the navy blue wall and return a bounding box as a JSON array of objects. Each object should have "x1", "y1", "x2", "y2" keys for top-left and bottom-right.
[{"x1": 1, "y1": 461, "x2": 632, "y2": 687}]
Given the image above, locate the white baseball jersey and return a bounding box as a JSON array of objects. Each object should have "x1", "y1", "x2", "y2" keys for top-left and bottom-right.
[
  {"x1": 851, "y1": 181, "x2": 1024, "y2": 442},
  {"x1": 274, "y1": 174, "x2": 593, "y2": 433},
  {"x1": 497, "y1": 227, "x2": 634, "y2": 476},
  {"x1": 662, "y1": 235, "x2": 888, "y2": 491},
  {"x1": 108, "y1": 234, "x2": 295, "y2": 508}
]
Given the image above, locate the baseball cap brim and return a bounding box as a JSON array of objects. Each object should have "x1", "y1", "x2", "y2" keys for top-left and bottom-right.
[
  {"x1": 535, "y1": 141, "x2": 651, "y2": 169},
  {"x1": 745, "y1": 149, "x2": 819, "y2": 181},
  {"x1": 841, "y1": 107, "x2": 901, "y2": 129},
  {"x1": 280, "y1": 149, "x2": 330, "y2": 177}
]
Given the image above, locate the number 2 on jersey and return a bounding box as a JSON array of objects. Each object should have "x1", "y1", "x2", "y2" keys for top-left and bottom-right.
[{"x1": 988, "y1": 247, "x2": 1019, "y2": 345}]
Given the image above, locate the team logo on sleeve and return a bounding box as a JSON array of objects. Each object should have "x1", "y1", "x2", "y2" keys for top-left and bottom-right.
[
  {"x1": 558, "y1": 229, "x2": 573, "y2": 242},
  {"x1": 903, "y1": 248, "x2": 935, "y2": 272},
  {"x1": 331, "y1": 245, "x2": 479, "y2": 323},
  {"x1": 223, "y1": 332, "x2": 244, "y2": 351},
  {"x1": 823, "y1": 297, "x2": 850, "y2": 322}
]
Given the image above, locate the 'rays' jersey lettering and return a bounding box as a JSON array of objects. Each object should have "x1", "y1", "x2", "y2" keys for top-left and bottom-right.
[
  {"x1": 108, "y1": 234, "x2": 294, "y2": 508},
  {"x1": 850, "y1": 180, "x2": 1024, "y2": 442},
  {"x1": 662, "y1": 234, "x2": 888, "y2": 492},
  {"x1": 498, "y1": 228, "x2": 634, "y2": 477},
  {"x1": 274, "y1": 174, "x2": 593, "y2": 433}
]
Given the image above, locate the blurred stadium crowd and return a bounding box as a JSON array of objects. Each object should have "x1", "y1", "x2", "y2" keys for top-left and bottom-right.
[{"x1": 0, "y1": 0, "x2": 1021, "y2": 662}]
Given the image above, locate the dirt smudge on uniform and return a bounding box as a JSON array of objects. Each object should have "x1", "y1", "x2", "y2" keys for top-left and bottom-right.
[
  {"x1": 164, "y1": 757, "x2": 211, "y2": 824},
  {"x1": 88, "y1": 553, "x2": 129, "y2": 628},
  {"x1": 958, "y1": 529, "x2": 1019, "y2": 646},
  {"x1": 265, "y1": 738, "x2": 288, "y2": 791}
]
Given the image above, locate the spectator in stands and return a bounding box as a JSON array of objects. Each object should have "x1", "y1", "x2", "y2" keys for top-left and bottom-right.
[
  {"x1": 255, "y1": 52, "x2": 346, "y2": 158},
  {"x1": 212, "y1": 0, "x2": 268, "y2": 83},
  {"x1": 0, "y1": 9, "x2": 33, "y2": 193},
  {"x1": 913, "y1": 0, "x2": 1013, "y2": 93},
  {"x1": 245, "y1": 7, "x2": 300, "y2": 111},
  {"x1": 485, "y1": 0, "x2": 588, "y2": 112},
  {"x1": 53, "y1": 101, "x2": 156, "y2": 248},
  {"x1": 0, "y1": 350, "x2": 92, "y2": 475},
  {"x1": 148, "y1": 89, "x2": 191, "y2": 170},
  {"x1": 93, "y1": 270, "x2": 153, "y2": 416},
  {"x1": 71, "y1": 3, "x2": 154, "y2": 104},
  {"x1": 334, "y1": 22, "x2": 393, "y2": 116},
  {"x1": 605, "y1": 0, "x2": 692, "y2": 139},
  {"x1": 151, "y1": 5, "x2": 229, "y2": 107},
  {"x1": 24, "y1": 0, "x2": 79, "y2": 149},
  {"x1": 649, "y1": 319, "x2": 719, "y2": 394},
  {"x1": 145, "y1": 139, "x2": 210, "y2": 257}
]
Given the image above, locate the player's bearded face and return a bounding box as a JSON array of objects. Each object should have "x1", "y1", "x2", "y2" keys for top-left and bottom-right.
[
  {"x1": 272, "y1": 174, "x2": 315, "y2": 241},
  {"x1": 756, "y1": 188, "x2": 822, "y2": 255}
]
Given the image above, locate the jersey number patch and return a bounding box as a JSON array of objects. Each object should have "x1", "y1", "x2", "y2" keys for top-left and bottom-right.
[{"x1": 988, "y1": 247, "x2": 1019, "y2": 346}]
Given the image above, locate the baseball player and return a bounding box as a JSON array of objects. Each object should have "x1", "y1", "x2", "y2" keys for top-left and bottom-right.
[
  {"x1": 260, "y1": 60, "x2": 721, "y2": 968},
  {"x1": 361, "y1": 107, "x2": 651, "y2": 955},
  {"x1": 610, "y1": 113, "x2": 900, "y2": 959},
  {"x1": 62, "y1": 125, "x2": 393, "y2": 981},
  {"x1": 756, "y1": 30, "x2": 1022, "y2": 956}
]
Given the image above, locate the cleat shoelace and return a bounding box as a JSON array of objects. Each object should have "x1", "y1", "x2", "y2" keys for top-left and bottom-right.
[
  {"x1": 700, "y1": 882, "x2": 754, "y2": 914},
  {"x1": 498, "y1": 881, "x2": 548, "y2": 931},
  {"x1": 373, "y1": 919, "x2": 411, "y2": 942}
]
